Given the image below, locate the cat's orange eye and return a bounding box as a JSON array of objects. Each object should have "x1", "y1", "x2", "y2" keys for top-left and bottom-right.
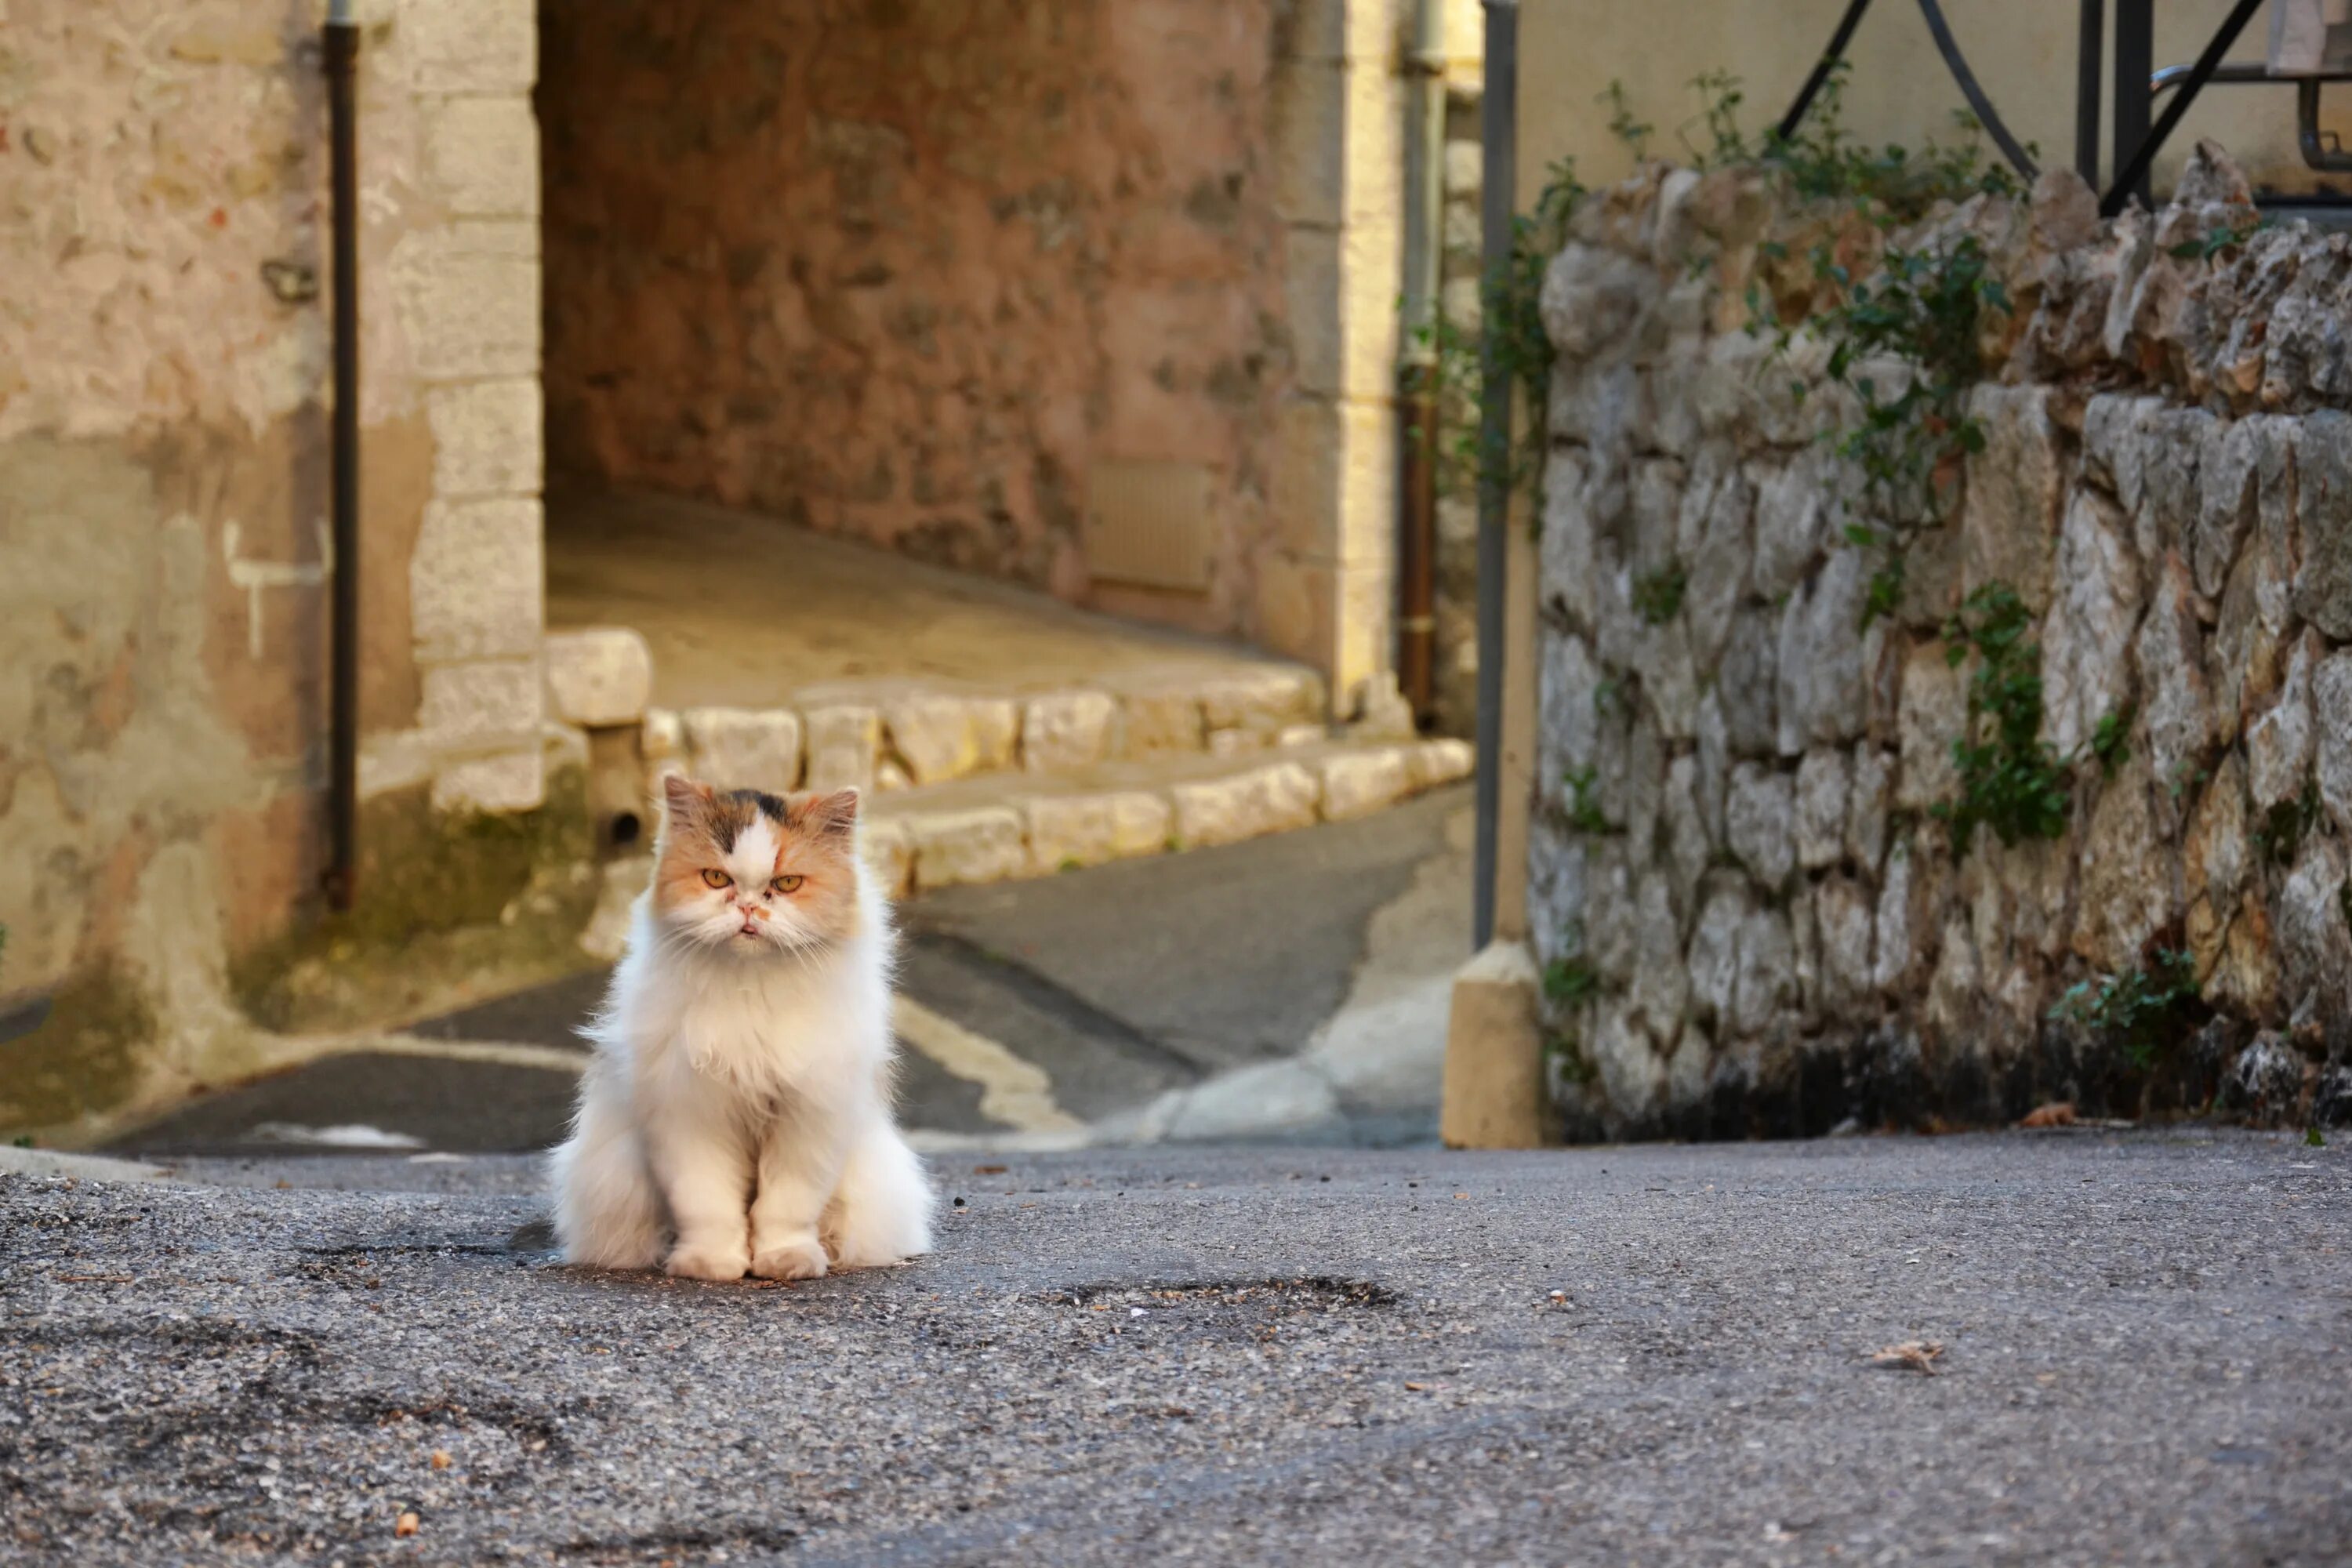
[
  {"x1": 700, "y1": 868, "x2": 731, "y2": 890},
  {"x1": 771, "y1": 873, "x2": 805, "y2": 895}
]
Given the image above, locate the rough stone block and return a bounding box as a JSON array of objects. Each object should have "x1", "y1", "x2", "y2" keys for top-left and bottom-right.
[
  {"x1": 543, "y1": 628, "x2": 653, "y2": 728},
  {"x1": 404, "y1": 0, "x2": 535, "y2": 92},
  {"x1": 2133, "y1": 555, "x2": 2217, "y2": 801},
  {"x1": 1896, "y1": 643, "x2": 1966, "y2": 810},
  {"x1": 1319, "y1": 746, "x2": 1414, "y2": 821},
  {"x1": 1962, "y1": 383, "x2": 2065, "y2": 612},
  {"x1": 1848, "y1": 748, "x2": 1894, "y2": 871},
  {"x1": 2038, "y1": 488, "x2": 2140, "y2": 757},
  {"x1": 880, "y1": 695, "x2": 978, "y2": 785},
  {"x1": 419, "y1": 657, "x2": 541, "y2": 744},
  {"x1": 683, "y1": 707, "x2": 804, "y2": 793},
  {"x1": 1171, "y1": 761, "x2": 1321, "y2": 848},
  {"x1": 1115, "y1": 686, "x2": 1208, "y2": 756},
  {"x1": 1795, "y1": 750, "x2": 1849, "y2": 871},
  {"x1": 2247, "y1": 632, "x2": 2318, "y2": 811},
  {"x1": 426, "y1": 378, "x2": 543, "y2": 500},
  {"x1": 1020, "y1": 690, "x2": 1118, "y2": 773},
  {"x1": 2292, "y1": 410, "x2": 2352, "y2": 638},
  {"x1": 1409, "y1": 737, "x2": 1475, "y2": 789},
  {"x1": 2074, "y1": 758, "x2": 2175, "y2": 973},
  {"x1": 1198, "y1": 668, "x2": 1324, "y2": 731},
  {"x1": 432, "y1": 746, "x2": 543, "y2": 815},
  {"x1": 1439, "y1": 941, "x2": 1548, "y2": 1151},
  {"x1": 1726, "y1": 763, "x2": 1796, "y2": 887},
  {"x1": 641, "y1": 707, "x2": 684, "y2": 762},
  {"x1": 804, "y1": 705, "x2": 880, "y2": 795},
  {"x1": 389, "y1": 223, "x2": 540, "y2": 380},
  {"x1": 423, "y1": 93, "x2": 540, "y2": 216},
  {"x1": 863, "y1": 821, "x2": 914, "y2": 898},
  {"x1": 409, "y1": 497, "x2": 543, "y2": 662},
  {"x1": 906, "y1": 807, "x2": 1029, "y2": 888},
  {"x1": 2314, "y1": 650, "x2": 2352, "y2": 837},
  {"x1": 1026, "y1": 791, "x2": 1171, "y2": 872}
]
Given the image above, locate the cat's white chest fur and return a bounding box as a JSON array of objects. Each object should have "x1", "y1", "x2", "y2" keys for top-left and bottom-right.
[{"x1": 548, "y1": 781, "x2": 931, "y2": 1280}]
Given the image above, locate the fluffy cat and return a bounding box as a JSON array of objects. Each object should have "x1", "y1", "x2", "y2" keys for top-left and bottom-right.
[{"x1": 549, "y1": 775, "x2": 933, "y2": 1279}]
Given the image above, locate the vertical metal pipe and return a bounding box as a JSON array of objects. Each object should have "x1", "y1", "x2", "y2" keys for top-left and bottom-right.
[
  {"x1": 2076, "y1": 0, "x2": 2105, "y2": 185},
  {"x1": 2112, "y1": 0, "x2": 2154, "y2": 209},
  {"x1": 1396, "y1": 0, "x2": 1447, "y2": 726},
  {"x1": 324, "y1": 3, "x2": 361, "y2": 912},
  {"x1": 1472, "y1": 0, "x2": 1517, "y2": 950},
  {"x1": 2101, "y1": 0, "x2": 2267, "y2": 216}
]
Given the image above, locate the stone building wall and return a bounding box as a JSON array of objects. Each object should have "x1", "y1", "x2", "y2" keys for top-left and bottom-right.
[
  {"x1": 0, "y1": 0, "x2": 562, "y2": 1138},
  {"x1": 1530, "y1": 145, "x2": 2352, "y2": 1140},
  {"x1": 539, "y1": 0, "x2": 1428, "y2": 708}
]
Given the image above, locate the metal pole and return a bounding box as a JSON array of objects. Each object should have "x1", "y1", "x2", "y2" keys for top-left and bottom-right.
[
  {"x1": 2112, "y1": 0, "x2": 2154, "y2": 209},
  {"x1": 1778, "y1": 0, "x2": 1876, "y2": 142},
  {"x1": 2103, "y1": 0, "x2": 2267, "y2": 216},
  {"x1": 2076, "y1": 0, "x2": 2105, "y2": 185},
  {"x1": 1472, "y1": 0, "x2": 1517, "y2": 951},
  {"x1": 1396, "y1": 0, "x2": 1447, "y2": 726},
  {"x1": 324, "y1": 2, "x2": 361, "y2": 911}
]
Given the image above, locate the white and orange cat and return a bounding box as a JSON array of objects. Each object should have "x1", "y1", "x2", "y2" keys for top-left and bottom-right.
[{"x1": 550, "y1": 775, "x2": 932, "y2": 1279}]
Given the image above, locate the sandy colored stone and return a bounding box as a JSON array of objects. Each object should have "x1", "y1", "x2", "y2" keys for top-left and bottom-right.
[
  {"x1": 1794, "y1": 750, "x2": 1849, "y2": 872},
  {"x1": 1409, "y1": 738, "x2": 1474, "y2": 789},
  {"x1": 904, "y1": 807, "x2": 1029, "y2": 889},
  {"x1": 2246, "y1": 631, "x2": 2318, "y2": 811},
  {"x1": 1319, "y1": 746, "x2": 1414, "y2": 821},
  {"x1": 1896, "y1": 643, "x2": 1966, "y2": 810},
  {"x1": 684, "y1": 707, "x2": 804, "y2": 792},
  {"x1": 426, "y1": 379, "x2": 543, "y2": 501},
  {"x1": 862, "y1": 821, "x2": 914, "y2": 898},
  {"x1": 1170, "y1": 760, "x2": 1320, "y2": 848},
  {"x1": 1021, "y1": 690, "x2": 1119, "y2": 774},
  {"x1": 1025, "y1": 791, "x2": 1172, "y2": 873},
  {"x1": 1198, "y1": 669, "x2": 1323, "y2": 730},
  {"x1": 432, "y1": 747, "x2": 543, "y2": 815},
  {"x1": 544, "y1": 628, "x2": 653, "y2": 728},
  {"x1": 419, "y1": 658, "x2": 541, "y2": 745},
  {"x1": 1962, "y1": 384, "x2": 2065, "y2": 613},
  {"x1": 1726, "y1": 763, "x2": 1795, "y2": 887},
  {"x1": 804, "y1": 705, "x2": 881, "y2": 795},
  {"x1": 2074, "y1": 758, "x2": 2176, "y2": 973},
  {"x1": 1116, "y1": 687, "x2": 1208, "y2": 757},
  {"x1": 409, "y1": 498, "x2": 543, "y2": 662}
]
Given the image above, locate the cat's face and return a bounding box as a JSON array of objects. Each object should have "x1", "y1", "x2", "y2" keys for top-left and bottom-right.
[{"x1": 652, "y1": 776, "x2": 865, "y2": 956}]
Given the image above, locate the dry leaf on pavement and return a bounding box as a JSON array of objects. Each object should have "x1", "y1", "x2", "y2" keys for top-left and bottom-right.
[{"x1": 1866, "y1": 1341, "x2": 1944, "y2": 1375}]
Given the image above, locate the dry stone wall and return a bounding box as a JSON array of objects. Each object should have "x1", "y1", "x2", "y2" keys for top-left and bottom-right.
[{"x1": 1531, "y1": 144, "x2": 2352, "y2": 1141}]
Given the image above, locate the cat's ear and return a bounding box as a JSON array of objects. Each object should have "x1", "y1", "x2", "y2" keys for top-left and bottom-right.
[
  {"x1": 797, "y1": 787, "x2": 860, "y2": 837},
  {"x1": 660, "y1": 772, "x2": 713, "y2": 829}
]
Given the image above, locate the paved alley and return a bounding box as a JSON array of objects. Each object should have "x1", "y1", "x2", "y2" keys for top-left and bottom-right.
[
  {"x1": 5, "y1": 1131, "x2": 2347, "y2": 1565},
  {"x1": 109, "y1": 789, "x2": 1472, "y2": 1162}
]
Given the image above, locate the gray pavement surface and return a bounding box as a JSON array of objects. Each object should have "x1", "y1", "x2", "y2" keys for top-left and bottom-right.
[
  {"x1": 108, "y1": 790, "x2": 1468, "y2": 1159},
  {"x1": 4, "y1": 1130, "x2": 2347, "y2": 1565}
]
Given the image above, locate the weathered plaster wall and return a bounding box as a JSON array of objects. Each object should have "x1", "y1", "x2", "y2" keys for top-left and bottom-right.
[
  {"x1": 1517, "y1": 0, "x2": 2352, "y2": 207},
  {"x1": 0, "y1": 0, "x2": 557, "y2": 1136},
  {"x1": 1530, "y1": 147, "x2": 2352, "y2": 1142},
  {"x1": 539, "y1": 0, "x2": 1415, "y2": 706}
]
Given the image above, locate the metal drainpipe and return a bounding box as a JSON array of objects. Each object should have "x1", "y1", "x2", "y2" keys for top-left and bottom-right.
[
  {"x1": 1472, "y1": 0, "x2": 1516, "y2": 951},
  {"x1": 323, "y1": 0, "x2": 361, "y2": 912},
  {"x1": 1395, "y1": 0, "x2": 1447, "y2": 728}
]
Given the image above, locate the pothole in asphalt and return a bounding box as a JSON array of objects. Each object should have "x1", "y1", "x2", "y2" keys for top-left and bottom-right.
[{"x1": 1051, "y1": 1276, "x2": 1397, "y2": 1314}]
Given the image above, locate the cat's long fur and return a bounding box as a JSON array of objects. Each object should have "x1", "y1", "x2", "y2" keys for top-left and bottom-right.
[{"x1": 549, "y1": 777, "x2": 932, "y2": 1279}]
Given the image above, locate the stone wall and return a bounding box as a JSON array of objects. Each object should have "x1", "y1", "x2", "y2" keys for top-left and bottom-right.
[
  {"x1": 0, "y1": 0, "x2": 563, "y2": 1137},
  {"x1": 539, "y1": 0, "x2": 1429, "y2": 706},
  {"x1": 1530, "y1": 144, "x2": 2352, "y2": 1141},
  {"x1": 541, "y1": 2, "x2": 1290, "y2": 641}
]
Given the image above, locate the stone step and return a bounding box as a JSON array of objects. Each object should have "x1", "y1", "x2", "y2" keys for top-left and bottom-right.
[
  {"x1": 859, "y1": 735, "x2": 1472, "y2": 896},
  {"x1": 542, "y1": 625, "x2": 1424, "y2": 810},
  {"x1": 578, "y1": 733, "x2": 1475, "y2": 956}
]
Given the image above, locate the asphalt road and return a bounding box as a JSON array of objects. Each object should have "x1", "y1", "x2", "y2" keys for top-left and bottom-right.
[
  {"x1": 5, "y1": 1130, "x2": 2347, "y2": 1566},
  {"x1": 111, "y1": 790, "x2": 1468, "y2": 1159}
]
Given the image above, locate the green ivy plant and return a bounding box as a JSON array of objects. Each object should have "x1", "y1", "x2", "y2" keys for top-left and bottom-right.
[
  {"x1": 1931, "y1": 585, "x2": 2129, "y2": 854},
  {"x1": 1562, "y1": 766, "x2": 1613, "y2": 834},
  {"x1": 2048, "y1": 949, "x2": 2202, "y2": 1071},
  {"x1": 1632, "y1": 564, "x2": 1688, "y2": 626},
  {"x1": 1411, "y1": 157, "x2": 1585, "y2": 510}
]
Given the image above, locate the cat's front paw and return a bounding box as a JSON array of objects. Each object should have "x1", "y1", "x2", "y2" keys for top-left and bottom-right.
[
  {"x1": 750, "y1": 1234, "x2": 829, "y2": 1282},
  {"x1": 665, "y1": 1241, "x2": 750, "y2": 1281}
]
